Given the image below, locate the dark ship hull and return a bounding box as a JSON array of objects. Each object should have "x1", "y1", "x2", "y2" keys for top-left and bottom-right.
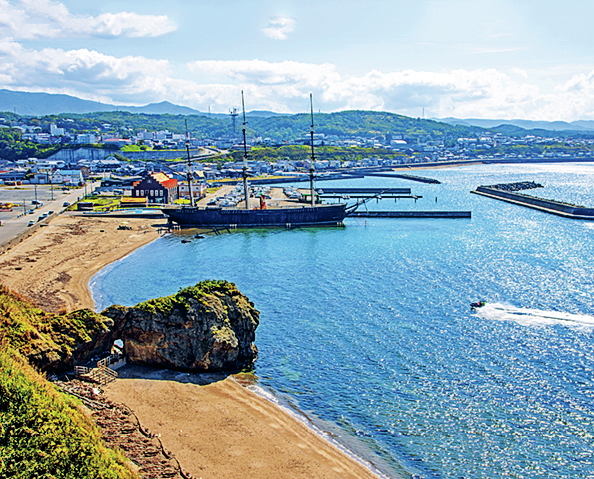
[{"x1": 162, "y1": 203, "x2": 347, "y2": 228}]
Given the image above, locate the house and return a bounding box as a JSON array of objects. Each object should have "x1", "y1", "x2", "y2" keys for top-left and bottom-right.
[
  {"x1": 53, "y1": 169, "x2": 83, "y2": 185},
  {"x1": 178, "y1": 180, "x2": 207, "y2": 200},
  {"x1": 132, "y1": 172, "x2": 178, "y2": 204}
]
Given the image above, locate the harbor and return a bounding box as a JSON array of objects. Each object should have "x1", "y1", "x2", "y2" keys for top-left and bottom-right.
[{"x1": 92, "y1": 162, "x2": 594, "y2": 479}]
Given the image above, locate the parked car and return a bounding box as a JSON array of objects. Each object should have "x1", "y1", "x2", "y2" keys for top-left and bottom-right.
[
  {"x1": 48, "y1": 210, "x2": 54, "y2": 215},
  {"x1": 63, "y1": 202, "x2": 70, "y2": 207},
  {"x1": 27, "y1": 220, "x2": 35, "y2": 227}
]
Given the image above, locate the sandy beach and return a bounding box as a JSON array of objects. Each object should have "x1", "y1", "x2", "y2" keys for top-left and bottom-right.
[
  {"x1": 0, "y1": 213, "x2": 383, "y2": 479},
  {"x1": 105, "y1": 373, "x2": 382, "y2": 479},
  {"x1": 0, "y1": 214, "x2": 162, "y2": 312}
]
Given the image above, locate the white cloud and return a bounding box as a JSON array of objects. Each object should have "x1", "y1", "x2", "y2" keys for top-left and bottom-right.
[
  {"x1": 0, "y1": 0, "x2": 176, "y2": 39},
  {"x1": 0, "y1": 41, "x2": 174, "y2": 103},
  {"x1": 1, "y1": 44, "x2": 594, "y2": 121},
  {"x1": 262, "y1": 16, "x2": 295, "y2": 41}
]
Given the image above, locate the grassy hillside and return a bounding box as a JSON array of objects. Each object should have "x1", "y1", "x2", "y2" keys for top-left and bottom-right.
[
  {"x1": 0, "y1": 284, "x2": 113, "y2": 371},
  {"x1": 0, "y1": 345, "x2": 136, "y2": 479},
  {"x1": 0, "y1": 285, "x2": 136, "y2": 478}
]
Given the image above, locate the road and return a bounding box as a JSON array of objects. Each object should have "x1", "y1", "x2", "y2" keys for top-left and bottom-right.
[{"x1": 0, "y1": 182, "x2": 99, "y2": 248}]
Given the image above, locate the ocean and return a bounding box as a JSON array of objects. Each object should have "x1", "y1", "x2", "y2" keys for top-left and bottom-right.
[{"x1": 91, "y1": 163, "x2": 594, "y2": 478}]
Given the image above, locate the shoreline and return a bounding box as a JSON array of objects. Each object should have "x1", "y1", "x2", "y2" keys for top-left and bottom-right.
[{"x1": 0, "y1": 213, "x2": 387, "y2": 478}]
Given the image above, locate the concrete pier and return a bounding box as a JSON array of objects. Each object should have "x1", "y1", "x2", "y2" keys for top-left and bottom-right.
[
  {"x1": 364, "y1": 173, "x2": 441, "y2": 184},
  {"x1": 348, "y1": 211, "x2": 471, "y2": 218}
]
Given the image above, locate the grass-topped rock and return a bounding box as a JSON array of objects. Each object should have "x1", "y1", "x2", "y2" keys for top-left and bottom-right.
[{"x1": 102, "y1": 280, "x2": 259, "y2": 372}]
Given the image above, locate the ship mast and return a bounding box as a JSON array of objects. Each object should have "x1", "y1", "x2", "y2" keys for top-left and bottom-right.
[
  {"x1": 185, "y1": 119, "x2": 194, "y2": 207},
  {"x1": 241, "y1": 91, "x2": 250, "y2": 210},
  {"x1": 309, "y1": 93, "x2": 316, "y2": 207}
]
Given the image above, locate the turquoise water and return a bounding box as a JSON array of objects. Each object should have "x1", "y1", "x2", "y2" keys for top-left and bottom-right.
[{"x1": 92, "y1": 163, "x2": 594, "y2": 478}]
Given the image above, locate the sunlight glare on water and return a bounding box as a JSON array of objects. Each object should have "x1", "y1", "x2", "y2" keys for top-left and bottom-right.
[{"x1": 92, "y1": 163, "x2": 594, "y2": 478}]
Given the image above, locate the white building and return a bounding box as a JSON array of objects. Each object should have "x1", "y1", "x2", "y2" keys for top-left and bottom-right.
[
  {"x1": 53, "y1": 169, "x2": 83, "y2": 185},
  {"x1": 50, "y1": 124, "x2": 65, "y2": 136}
]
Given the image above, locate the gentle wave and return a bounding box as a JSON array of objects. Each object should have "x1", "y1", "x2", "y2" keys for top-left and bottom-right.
[
  {"x1": 242, "y1": 380, "x2": 394, "y2": 479},
  {"x1": 474, "y1": 301, "x2": 594, "y2": 330}
]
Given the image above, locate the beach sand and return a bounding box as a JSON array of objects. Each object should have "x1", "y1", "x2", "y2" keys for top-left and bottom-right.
[
  {"x1": 104, "y1": 375, "x2": 381, "y2": 479},
  {"x1": 0, "y1": 214, "x2": 163, "y2": 313},
  {"x1": 0, "y1": 212, "x2": 383, "y2": 479}
]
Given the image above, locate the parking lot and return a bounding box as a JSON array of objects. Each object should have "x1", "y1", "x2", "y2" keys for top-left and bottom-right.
[
  {"x1": 0, "y1": 184, "x2": 80, "y2": 222},
  {"x1": 0, "y1": 183, "x2": 98, "y2": 249}
]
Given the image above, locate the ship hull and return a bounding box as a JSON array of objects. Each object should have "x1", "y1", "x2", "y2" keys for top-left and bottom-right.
[{"x1": 162, "y1": 204, "x2": 347, "y2": 228}]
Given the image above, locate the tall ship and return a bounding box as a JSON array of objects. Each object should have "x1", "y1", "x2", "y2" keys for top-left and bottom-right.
[{"x1": 162, "y1": 93, "x2": 348, "y2": 228}]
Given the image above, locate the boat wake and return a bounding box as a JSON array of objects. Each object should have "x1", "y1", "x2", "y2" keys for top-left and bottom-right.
[{"x1": 473, "y1": 302, "x2": 594, "y2": 330}]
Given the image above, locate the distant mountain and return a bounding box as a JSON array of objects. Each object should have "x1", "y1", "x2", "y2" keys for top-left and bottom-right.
[
  {"x1": 572, "y1": 120, "x2": 594, "y2": 130},
  {"x1": 0, "y1": 89, "x2": 206, "y2": 117},
  {"x1": 122, "y1": 101, "x2": 203, "y2": 116},
  {"x1": 437, "y1": 117, "x2": 594, "y2": 132}
]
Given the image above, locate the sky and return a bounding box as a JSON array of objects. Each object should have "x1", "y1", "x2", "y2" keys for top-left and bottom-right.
[{"x1": 1, "y1": 0, "x2": 593, "y2": 120}]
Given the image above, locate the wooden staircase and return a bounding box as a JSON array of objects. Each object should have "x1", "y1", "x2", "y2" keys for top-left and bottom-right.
[{"x1": 74, "y1": 354, "x2": 121, "y2": 385}]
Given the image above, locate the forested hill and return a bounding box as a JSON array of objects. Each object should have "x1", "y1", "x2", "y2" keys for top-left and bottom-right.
[
  {"x1": 248, "y1": 110, "x2": 482, "y2": 140},
  {"x1": 2, "y1": 109, "x2": 488, "y2": 142}
]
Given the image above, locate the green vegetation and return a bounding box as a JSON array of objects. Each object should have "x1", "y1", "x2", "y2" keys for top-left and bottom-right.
[
  {"x1": 136, "y1": 280, "x2": 238, "y2": 317},
  {"x1": 120, "y1": 144, "x2": 150, "y2": 152},
  {"x1": 81, "y1": 195, "x2": 121, "y2": 211},
  {"x1": 0, "y1": 346, "x2": 136, "y2": 479},
  {"x1": 0, "y1": 285, "x2": 136, "y2": 478},
  {"x1": 3, "y1": 109, "x2": 592, "y2": 163},
  {"x1": 247, "y1": 110, "x2": 477, "y2": 142},
  {"x1": 4, "y1": 110, "x2": 485, "y2": 144},
  {"x1": 230, "y1": 144, "x2": 407, "y2": 164},
  {"x1": 0, "y1": 127, "x2": 61, "y2": 160},
  {"x1": 0, "y1": 284, "x2": 111, "y2": 367}
]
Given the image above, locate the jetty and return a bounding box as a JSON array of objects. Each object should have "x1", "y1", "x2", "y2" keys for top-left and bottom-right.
[
  {"x1": 472, "y1": 184, "x2": 594, "y2": 220},
  {"x1": 316, "y1": 187, "x2": 420, "y2": 199},
  {"x1": 363, "y1": 173, "x2": 441, "y2": 184},
  {"x1": 348, "y1": 211, "x2": 471, "y2": 218}
]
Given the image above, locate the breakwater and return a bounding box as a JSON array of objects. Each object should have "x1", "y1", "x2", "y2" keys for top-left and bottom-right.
[
  {"x1": 472, "y1": 186, "x2": 594, "y2": 219},
  {"x1": 348, "y1": 211, "x2": 471, "y2": 218},
  {"x1": 318, "y1": 187, "x2": 411, "y2": 194},
  {"x1": 364, "y1": 173, "x2": 441, "y2": 184}
]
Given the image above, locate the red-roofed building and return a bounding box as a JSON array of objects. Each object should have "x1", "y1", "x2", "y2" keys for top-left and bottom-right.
[{"x1": 132, "y1": 172, "x2": 178, "y2": 204}]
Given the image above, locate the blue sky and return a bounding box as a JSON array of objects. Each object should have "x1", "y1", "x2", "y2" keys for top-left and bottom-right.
[{"x1": 1, "y1": 0, "x2": 593, "y2": 120}]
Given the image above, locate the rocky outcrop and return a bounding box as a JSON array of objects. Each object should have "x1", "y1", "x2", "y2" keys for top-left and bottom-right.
[
  {"x1": 102, "y1": 280, "x2": 259, "y2": 372},
  {"x1": 0, "y1": 283, "x2": 127, "y2": 372}
]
